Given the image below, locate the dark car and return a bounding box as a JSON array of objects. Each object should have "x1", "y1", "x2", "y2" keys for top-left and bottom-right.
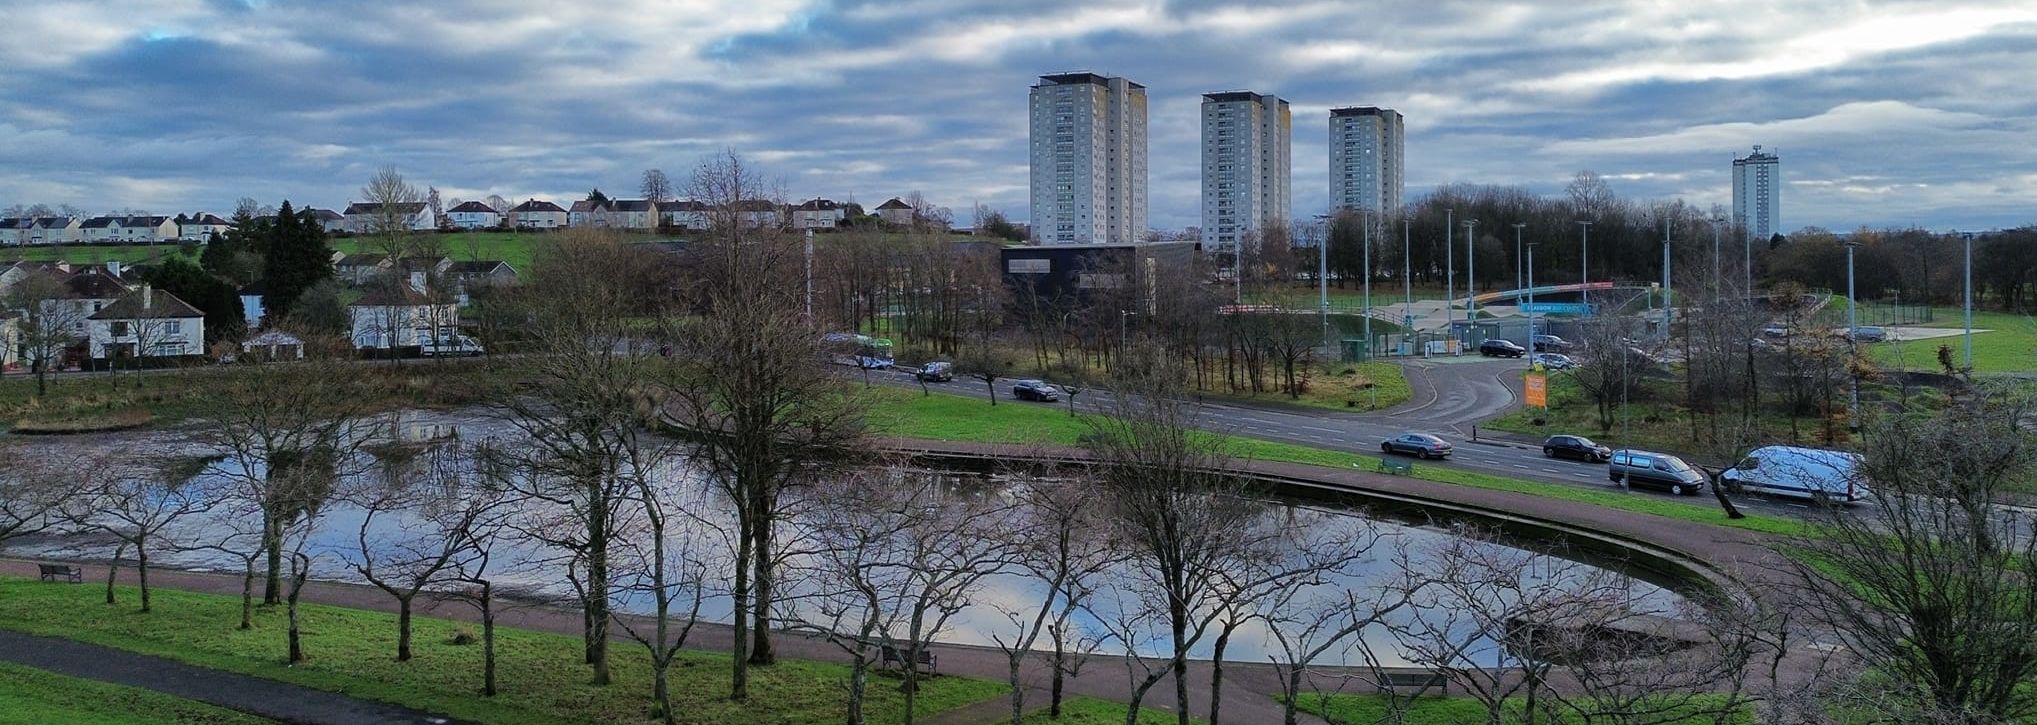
[
  {"x1": 1543, "y1": 435, "x2": 1611, "y2": 463},
  {"x1": 916, "y1": 361, "x2": 955, "y2": 382},
  {"x1": 1478, "y1": 339, "x2": 1527, "y2": 358},
  {"x1": 1532, "y1": 334, "x2": 1573, "y2": 352},
  {"x1": 1012, "y1": 379, "x2": 1059, "y2": 402},
  {"x1": 1838, "y1": 326, "x2": 1888, "y2": 343},
  {"x1": 1607, "y1": 449, "x2": 1708, "y2": 495},
  {"x1": 1381, "y1": 433, "x2": 1453, "y2": 459}
]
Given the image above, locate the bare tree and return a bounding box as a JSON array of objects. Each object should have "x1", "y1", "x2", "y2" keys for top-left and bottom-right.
[
  {"x1": 4, "y1": 271, "x2": 88, "y2": 397},
  {"x1": 347, "y1": 440, "x2": 501, "y2": 661},
  {"x1": 990, "y1": 469, "x2": 1115, "y2": 722},
  {"x1": 184, "y1": 496, "x2": 273, "y2": 630},
  {"x1": 666, "y1": 149, "x2": 867, "y2": 700},
  {"x1": 960, "y1": 342, "x2": 1014, "y2": 406},
  {"x1": 61, "y1": 455, "x2": 222, "y2": 612},
  {"x1": 640, "y1": 169, "x2": 673, "y2": 202},
  {"x1": 610, "y1": 447, "x2": 714, "y2": 725},
  {"x1": 1567, "y1": 316, "x2": 1648, "y2": 435},
  {"x1": 361, "y1": 166, "x2": 423, "y2": 259},
  {"x1": 282, "y1": 499, "x2": 325, "y2": 665},
  {"x1": 1257, "y1": 524, "x2": 1412, "y2": 725},
  {"x1": 1788, "y1": 386, "x2": 2037, "y2": 721},
  {"x1": 0, "y1": 442, "x2": 87, "y2": 544}
]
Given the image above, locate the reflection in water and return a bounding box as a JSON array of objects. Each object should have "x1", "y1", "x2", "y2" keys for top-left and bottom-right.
[{"x1": 6, "y1": 409, "x2": 1679, "y2": 668}]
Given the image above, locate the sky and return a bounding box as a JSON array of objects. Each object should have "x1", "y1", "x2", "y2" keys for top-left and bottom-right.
[{"x1": 1, "y1": 0, "x2": 2033, "y2": 233}]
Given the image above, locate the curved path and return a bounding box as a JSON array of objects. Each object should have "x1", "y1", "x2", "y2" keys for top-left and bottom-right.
[{"x1": 3, "y1": 438, "x2": 1821, "y2": 725}]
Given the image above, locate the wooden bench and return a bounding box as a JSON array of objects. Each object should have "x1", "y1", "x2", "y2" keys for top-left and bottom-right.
[
  {"x1": 1377, "y1": 671, "x2": 1449, "y2": 694},
  {"x1": 880, "y1": 644, "x2": 938, "y2": 675},
  {"x1": 36, "y1": 564, "x2": 82, "y2": 584},
  {"x1": 1375, "y1": 459, "x2": 1414, "y2": 476}
]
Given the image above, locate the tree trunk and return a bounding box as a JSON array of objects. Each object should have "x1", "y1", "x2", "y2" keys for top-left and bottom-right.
[
  {"x1": 138, "y1": 548, "x2": 151, "y2": 613},
  {"x1": 1283, "y1": 669, "x2": 1303, "y2": 725},
  {"x1": 105, "y1": 544, "x2": 122, "y2": 606},
  {"x1": 1050, "y1": 627, "x2": 1067, "y2": 718},
  {"x1": 397, "y1": 596, "x2": 414, "y2": 661},
  {"x1": 287, "y1": 567, "x2": 306, "y2": 664},
  {"x1": 749, "y1": 517, "x2": 776, "y2": 665},
  {"x1": 587, "y1": 516, "x2": 611, "y2": 684},
  {"x1": 239, "y1": 559, "x2": 255, "y2": 630},
  {"x1": 1209, "y1": 625, "x2": 1234, "y2": 724},
  {"x1": 262, "y1": 508, "x2": 282, "y2": 605},
  {"x1": 1171, "y1": 603, "x2": 1190, "y2": 725},
  {"x1": 730, "y1": 521, "x2": 753, "y2": 700},
  {"x1": 482, "y1": 582, "x2": 497, "y2": 697},
  {"x1": 848, "y1": 659, "x2": 868, "y2": 725},
  {"x1": 655, "y1": 665, "x2": 673, "y2": 725}
]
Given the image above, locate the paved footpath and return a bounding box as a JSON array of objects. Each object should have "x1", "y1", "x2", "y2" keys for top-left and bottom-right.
[{"x1": 0, "y1": 628, "x2": 467, "y2": 725}]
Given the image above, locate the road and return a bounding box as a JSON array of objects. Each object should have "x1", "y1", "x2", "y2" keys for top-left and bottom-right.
[{"x1": 870, "y1": 360, "x2": 1817, "y2": 518}]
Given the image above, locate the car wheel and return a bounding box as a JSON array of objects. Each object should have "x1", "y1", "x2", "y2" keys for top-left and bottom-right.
[
  {"x1": 1543, "y1": 447, "x2": 1556, "y2": 458},
  {"x1": 1381, "y1": 443, "x2": 1394, "y2": 454},
  {"x1": 1671, "y1": 484, "x2": 1685, "y2": 496},
  {"x1": 1417, "y1": 450, "x2": 1431, "y2": 460}
]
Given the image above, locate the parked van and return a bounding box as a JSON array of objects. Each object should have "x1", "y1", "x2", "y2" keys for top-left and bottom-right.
[
  {"x1": 422, "y1": 334, "x2": 485, "y2": 357},
  {"x1": 1721, "y1": 445, "x2": 1868, "y2": 503},
  {"x1": 1607, "y1": 449, "x2": 1707, "y2": 496}
]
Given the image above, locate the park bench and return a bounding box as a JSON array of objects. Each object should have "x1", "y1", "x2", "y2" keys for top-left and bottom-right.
[
  {"x1": 1376, "y1": 459, "x2": 1414, "y2": 476},
  {"x1": 880, "y1": 644, "x2": 938, "y2": 675},
  {"x1": 1376, "y1": 671, "x2": 1449, "y2": 695},
  {"x1": 36, "y1": 563, "x2": 82, "y2": 584}
]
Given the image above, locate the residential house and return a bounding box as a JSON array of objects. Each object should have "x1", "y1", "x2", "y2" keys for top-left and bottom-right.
[
  {"x1": 0, "y1": 218, "x2": 33, "y2": 245},
  {"x1": 177, "y1": 213, "x2": 233, "y2": 241},
  {"x1": 793, "y1": 199, "x2": 847, "y2": 230},
  {"x1": 342, "y1": 202, "x2": 435, "y2": 234},
  {"x1": 239, "y1": 329, "x2": 305, "y2": 361},
  {"x1": 732, "y1": 200, "x2": 782, "y2": 229},
  {"x1": 445, "y1": 201, "x2": 501, "y2": 230},
  {"x1": 876, "y1": 197, "x2": 915, "y2": 226},
  {"x1": 0, "y1": 311, "x2": 17, "y2": 370},
  {"x1": 87, "y1": 285, "x2": 204, "y2": 361},
  {"x1": 661, "y1": 201, "x2": 711, "y2": 231},
  {"x1": 335, "y1": 253, "x2": 393, "y2": 284},
  {"x1": 305, "y1": 208, "x2": 348, "y2": 233},
  {"x1": 348, "y1": 275, "x2": 459, "y2": 354},
  {"x1": 607, "y1": 199, "x2": 659, "y2": 230},
  {"x1": 238, "y1": 282, "x2": 268, "y2": 330},
  {"x1": 446, "y1": 260, "x2": 518, "y2": 305},
  {"x1": 569, "y1": 199, "x2": 609, "y2": 227},
  {"x1": 508, "y1": 199, "x2": 568, "y2": 229},
  {"x1": 28, "y1": 217, "x2": 82, "y2": 244},
  {"x1": 80, "y1": 215, "x2": 179, "y2": 242}
]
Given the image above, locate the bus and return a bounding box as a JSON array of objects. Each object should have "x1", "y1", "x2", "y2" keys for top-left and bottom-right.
[{"x1": 821, "y1": 332, "x2": 895, "y2": 369}]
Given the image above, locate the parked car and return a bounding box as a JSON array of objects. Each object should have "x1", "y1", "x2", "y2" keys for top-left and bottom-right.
[
  {"x1": 1607, "y1": 449, "x2": 1707, "y2": 495},
  {"x1": 422, "y1": 335, "x2": 485, "y2": 357},
  {"x1": 1531, "y1": 353, "x2": 1576, "y2": 370},
  {"x1": 1381, "y1": 433, "x2": 1453, "y2": 459},
  {"x1": 916, "y1": 361, "x2": 955, "y2": 382},
  {"x1": 1837, "y1": 326, "x2": 1889, "y2": 342},
  {"x1": 1532, "y1": 334, "x2": 1573, "y2": 352},
  {"x1": 1542, "y1": 435, "x2": 1610, "y2": 462},
  {"x1": 1721, "y1": 445, "x2": 1869, "y2": 503},
  {"x1": 1012, "y1": 379, "x2": 1059, "y2": 402},
  {"x1": 1761, "y1": 325, "x2": 1789, "y2": 338},
  {"x1": 1479, "y1": 339, "x2": 1527, "y2": 358}
]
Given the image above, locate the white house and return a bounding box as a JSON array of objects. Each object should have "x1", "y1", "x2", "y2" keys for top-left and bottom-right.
[
  {"x1": 306, "y1": 208, "x2": 348, "y2": 233},
  {"x1": 569, "y1": 199, "x2": 608, "y2": 227},
  {"x1": 341, "y1": 202, "x2": 435, "y2": 234},
  {"x1": 80, "y1": 216, "x2": 179, "y2": 242},
  {"x1": 239, "y1": 329, "x2": 305, "y2": 360},
  {"x1": 509, "y1": 199, "x2": 568, "y2": 229},
  {"x1": 732, "y1": 200, "x2": 782, "y2": 229},
  {"x1": 0, "y1": 218, "x2": 34, "y2": 245},
  {"x1": 86, "y1": 286, "x2": 204, "y2": 360},
  {"x1": 606, "y1": 199, "x2": 659, "y2": 230},
  {"x1": 335, "y1": 253, "x2": 393, "y2": 284},
  {"x1": 177, "y1": 213, "x2": 233, "y2": 241},
  {"x1": 661, "y1": 201, "x2": 710, "y2": 231},
  {"x1": 0, "y1": 311, "x2": 17, "y2": 370},
  {"x1": 348, "y1": 277, "x2": 458, "y2": 352},
  {"x1": 28, "y1": 217, "x2": 82, "y2": 244},
  {"x1": 792, "y1": 199, "x2": 847, "y2": 230},
  {"x1": 444, "y1": 201, "x2": 500, "y2": 230},
  {"x1": 876, "y1": 197, "x2": 915, "y2": 226}
]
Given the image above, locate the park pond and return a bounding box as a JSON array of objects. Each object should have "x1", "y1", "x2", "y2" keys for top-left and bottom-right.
[{"x1": 2, "y1": 407, "x2": 1686, "y2": 669}]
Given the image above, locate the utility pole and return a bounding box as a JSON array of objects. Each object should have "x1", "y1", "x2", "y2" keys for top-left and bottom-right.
[
  {"x1": 1661, "y1": 218, "x2": 1672, "y2": 341},
  {"x1": 1363, "y1": 218, "x2": 1373, "y2": 356},
  {"x1": 1527, "y1": 240, "x2": 1539, "y2": 365},
  {"x1": 1576, "y1": 220, "x2": 1593, "y2": 315},
  {"x1": 1963, "y1": 231, "x2": 1975, "y2": 369},
  {"x1": 1318, "y1": 215, "x2": 1329, "y2": 345},
  {"x1": 1403, "y1": 219, "x2": 1414, "y2": 345},
  {"x1": 804, "y1": 228, "x2": 814, "y2": 323}
]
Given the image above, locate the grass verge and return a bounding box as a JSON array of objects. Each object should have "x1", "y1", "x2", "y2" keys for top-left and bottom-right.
[
  {"x1": 0, "y1": 660, "x2": 273, "y2": 725},
  {"x1": 0, "y1": 361, "x2": 502, "y2": 432},
  {"x1": 865, "y1": 387, "x2": 1804, "y2": 537},
  {"x1": 1201, "y1": 360, "x2": 1412, "y2": 413},
  {"x1": 0, "y1": 579, "x2": 1006, "y2": 725},
  {"x1": 1293, "y1": 692, "x2": 1753, "y2": 724}
]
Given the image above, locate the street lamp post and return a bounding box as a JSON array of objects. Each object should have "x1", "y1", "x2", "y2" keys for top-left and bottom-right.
[
  {"x1": 1465, "y1": 219, "x2": 1480, "y2": 324},
  {"x1": 1317, "y1": 215, "x2": 1329, "y2": 345},
  {"x1": 804, "y1": 228, "x2": 814, "y2": 322},
  {"x1": 1576, "y1": 220, "x2": 1593, "y2": 314},
  {"x1": 1527, "y1": 241, "x2": 1539, "y2": 369},
  {"x1": 1963, "y1": 232, "x2": 1975, "y2": 369},
  {"x1": 1445, "y1": 209, "x2": 1455, "y2": 332},
  {"x1": 1845, "y1": 240, "x2": 1862, "y2": 432},
  {"x1": 1402, "y1": 219, "x2": 1414, "y2": 340},
  {"x1": 1661, "y1": 218, "x2": 1672, "y2": 341},
  {"x1": 1512, "y1": 222, "x2": 1525, "y2": 292},
  {"x1": 1363, "y1": 219, "x2": 1373, "y2": 356}
]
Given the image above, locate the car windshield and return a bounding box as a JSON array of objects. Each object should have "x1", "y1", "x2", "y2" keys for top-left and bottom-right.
[{"x1": 1572, "y1": 437, "x2": 1597, "y2": 448}]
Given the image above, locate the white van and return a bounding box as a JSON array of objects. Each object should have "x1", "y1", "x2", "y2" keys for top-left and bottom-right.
[
  {"x1": 422, "y1": 334, "x2": 485, "y2": 357},
  {"x1": 1721, "y1": 445, "x2": 1868, "y2": 503}
]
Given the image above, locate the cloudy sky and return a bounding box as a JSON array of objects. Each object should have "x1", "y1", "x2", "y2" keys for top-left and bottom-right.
[{"x1": 2, "y1": 0, "x2": 2032, "y2": 233}]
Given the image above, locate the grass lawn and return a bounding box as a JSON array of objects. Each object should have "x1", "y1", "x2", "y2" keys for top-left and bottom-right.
[
  {"x1": 1294, "y1": 692, "x2": 1752, "y2": 724},
  {"x1": 0, "y1": 579, "x2": 1005, "y2": 725},
  {"x1": 0, "y1": 660, "x2": 274, "y2": 725},
  {"x1": 1015, "y1": 696, "x2": 1204, "y2": 724},
  {"x1": 1870, "y1": 308, "x2": 2037, "y2": 373},
  {"x1": 0, "y1": 361, "x2": 503, "y2": 432},
  {"x1": 0, "y1": 241, "x2": 199, "y2": 266},
  {"x1": 865, "y1": 387, "x2": 1802, "y2": 537},
  {"x1": 1201, "y1": 360, "x2": 1413, "y2": 413}
]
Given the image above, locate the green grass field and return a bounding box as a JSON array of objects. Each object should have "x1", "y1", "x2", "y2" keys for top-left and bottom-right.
[
  {"x1": 0, "y1": 660, "x2": 274, "y2": 725},
  {"x1": 864, "y1": 387, "x2": 1800, "y2": 537},
  {"x1": 0, "y1": 242, "x2": 199, "y2": 266},
  {"x1": 1016, "y1": 696, "x2": 1205, "y2": 724},
  {"x1": 1870, "y1": 308, "x2": 2037, "y2": 373},
  {"x1": 0, "y1": 579, "x2": 1005, "y2": 725}
]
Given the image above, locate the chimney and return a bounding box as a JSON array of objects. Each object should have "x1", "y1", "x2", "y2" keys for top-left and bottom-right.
[
  {"x1": 409, "y1": 271, "x2": 427, "y2": 294},
  {"x1": 142, "y1": 284, "x2": 153, "y2": 310},
  {"x1": 106, "y1": 260, "x2": 121, "y2": 278}
]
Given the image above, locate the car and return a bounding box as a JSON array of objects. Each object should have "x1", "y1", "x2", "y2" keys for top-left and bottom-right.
[
  {"x1": 1531, "y1": 353, "x2": 1576, "y2": 370},
  {"x1": 422, "y1": 335, "x2": 485, "y2": 357},
  {"x1": 1531, "y1": 334, "x2": 1573, "y2": 352},
  {"x1": 1838, "y1": 326, "x2": 1888, "y2": 343},
  {"x1": 1761, "y1": 325, "x2": 1789, "y2": 338},
  {"x1": 916, "y1": 361, "x2": 955, "y2": 382},
  {"x1": 1478, "y1": 339, "x2": 1527, "y2": 358},
  {"x1": 1607, "y1": 449, "x2": 1707, "y2": 495},
  {"x1": 1012, "y1": 379, "x2": 1059, "y2": 402},
  {"x1": 1543, "y1": 435, "x2": 1610, "y2": 463},
  {"x1": 1381, "y1": 433, "x2": 1453, "y2": 459},
  {"x1": 1722, "y1": 445, "x2": 1869, "y2": 503}
]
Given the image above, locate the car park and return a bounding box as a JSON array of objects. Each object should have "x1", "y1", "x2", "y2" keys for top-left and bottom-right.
[
  {"x1": 1607, "y1": 449, "x2": 1707, "y2": 495},
  {"x1": 1479, "y1": 339, "x2": 1527, "y2": 358},
  {"x1": 1531, "y1": 353, "x2": 1576, "y2": 370},
  {"x1": 1381, "y1": 433, "x2": 1453, "y2": 459},
  {"x1": 1722, "y1": 445, "x2": 1869, "y2": 503},
  {"x1": 916, "y1": 361, "x2": 955, "y2": 382},
  {"x1": 1542, "y1": 435, "x2": 1610, "y2": 462},
  {"x1": 1012, "y1": 379, "x2": 1060, "y2": 402},
  {"x1": 1532, "y1": 334, "x2": 1573, "y2": 352}
]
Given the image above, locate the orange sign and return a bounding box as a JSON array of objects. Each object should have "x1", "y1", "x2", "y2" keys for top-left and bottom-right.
[{"x1": 1524, "y1": 373, "x2": 1548, "y2": 408}]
